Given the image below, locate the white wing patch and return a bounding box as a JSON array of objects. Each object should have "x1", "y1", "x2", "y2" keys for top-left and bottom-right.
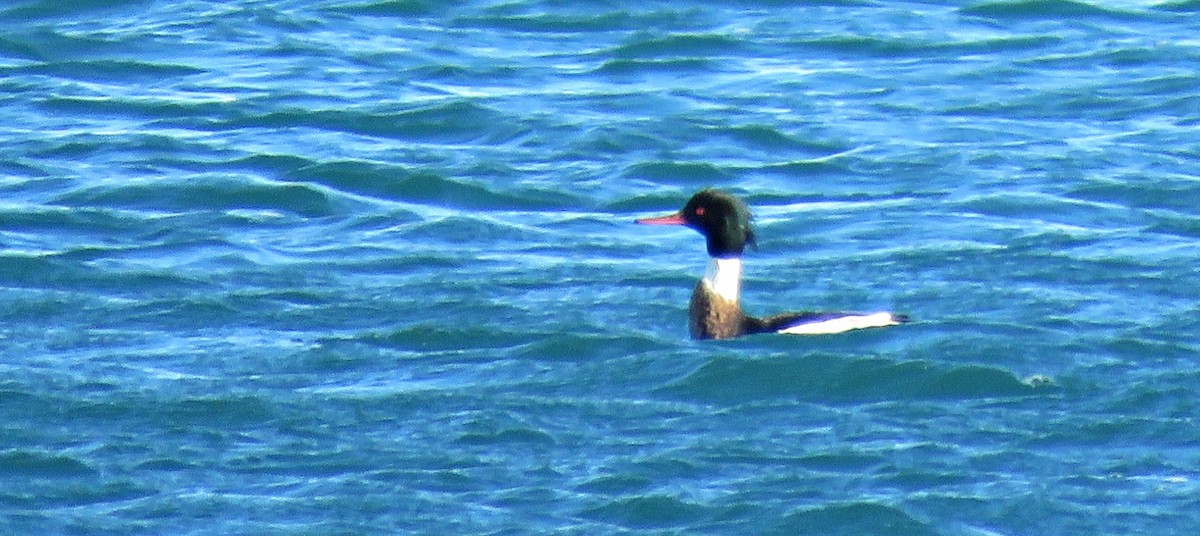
[{"x1": 777, "y1": 312, "x2": 902, "y2": 335}]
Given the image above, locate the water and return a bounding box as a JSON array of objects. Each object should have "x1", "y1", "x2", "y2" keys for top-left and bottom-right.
[{"x1": 2, "y1": 0, "x2": 1199, "y2": 534}]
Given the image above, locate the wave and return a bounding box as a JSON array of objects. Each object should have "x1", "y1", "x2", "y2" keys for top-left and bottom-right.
[
  {"x1": 960, "y1": 0, "x2": 1143, "y2": 21},
  {"x1": 455, "y1": 427, "x2": 554, "y2": 446},
  {"x1": 8, "y1": 60, "x2": 204, "y2": 83},
  {"x1": 214, "y1": 100, "x2": 531, "y2": 144},
  {"x1": 719, "y1": 124, "x2": 850, "y2": 155},
  {"x1": 1156, "y1": 0, "x2": 1200, "y2": 11},
  {"x1": 0, "y1": 450, "x2": 95, "y2": 478},
  {"x1": 575, "y1": 474, "x2": 654, "y2": 495},
  {"x1": 0, "y1": 251, "x2": 205, "y2": 295},
  {"x1": 624, "y1": 160, "x2": 730, "y2": 185},
  {"x1": 279, "y1": 159, "x2": 581, "y2": 210},
  {"x1": 38, "y1": 95, "x2": 235, "y2": 122},
  {"x1": 594, "y1": 58, "x2": 718, "y2": 76},
  {"x1": 357, "y1": 323, "x2": 531, "y2": 352},
  {"x1": 1149, "y1": 213, "x2": 1200, "y2": 239},
  {"x1": 0, "y1": 205, "x2": 148, "y2": 237},
  {"x1": 742, "y1": 159, "x2": 849, "y2": 178},
  {"x1": 663, "y1": 354, "x2": 1046, "y2": 404},
  {"x1": 950, "y1": 191, "x2": 1118, "y2": 227},
  {"x1": 1069, "y1": 177, "x2": 1200, "y2": 214},
  {"x1": 773, "y1": 502, "x2": 939, "y2": 536},
  {"x1": 582, "y1": 494, "x2": 710, "y2": 529},
  {"x1": 322, "y1": 1, "x2": 441, "y2": 18},
  {"x1": 512, "y1": 332, "x2": 671, "y2": 362},
  {"x1": 785, "y1": 34, "x2": 1061, "y2": 61},
  {"x1": 449, "y1": 10, "x2": 694, "y2": 33},
  {"x1": 0, "y1": 0, "x2": 150, "y2": 22},
  {"x1": 50, "y1": 175, "x2": 336, "y2": 218},
  {"x1": 609, "y1": 34, "x2": 746, "y2": 60}
]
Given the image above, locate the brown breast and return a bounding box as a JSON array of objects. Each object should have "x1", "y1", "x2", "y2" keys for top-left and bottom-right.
[{"x1": 688, "y1": 279, "x2": 747, "y2": 340}]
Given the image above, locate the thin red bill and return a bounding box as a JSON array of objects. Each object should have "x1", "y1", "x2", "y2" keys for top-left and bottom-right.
[{"x1": 636, "y1": 213, "x2": 686, "y2": 225}]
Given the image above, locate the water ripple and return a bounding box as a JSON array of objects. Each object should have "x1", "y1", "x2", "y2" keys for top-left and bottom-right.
[{"x1": 3, "y1": 1, "x2": 1199, "y2": 534}]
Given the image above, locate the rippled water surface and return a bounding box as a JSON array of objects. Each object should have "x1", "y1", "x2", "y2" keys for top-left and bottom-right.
[{"x1": 2, "y1": 0, "x2": 1199, "y2": 534}]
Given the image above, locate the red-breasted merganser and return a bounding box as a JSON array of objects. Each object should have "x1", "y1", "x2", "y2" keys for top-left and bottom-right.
[{"x1": 638, "y1": 189, "x2": 908, "y2": 340}]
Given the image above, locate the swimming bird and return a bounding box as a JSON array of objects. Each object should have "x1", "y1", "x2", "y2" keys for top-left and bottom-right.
[{"x1": 637, "y1": 189, "x2": 907, "y2": 340}]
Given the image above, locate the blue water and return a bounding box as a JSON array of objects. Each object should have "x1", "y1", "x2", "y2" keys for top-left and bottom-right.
[{"x1": 2, "y1": 0, "x2": 1199, "y2": 534}]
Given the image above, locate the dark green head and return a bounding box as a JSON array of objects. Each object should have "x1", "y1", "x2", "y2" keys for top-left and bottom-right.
[{"x1": 638, "y1": 189, "x2": 756, "y2": 258}]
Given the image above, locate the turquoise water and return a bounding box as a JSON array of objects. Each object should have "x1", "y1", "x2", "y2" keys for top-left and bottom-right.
[{"x1": 2, "y1": 0, "x2": 1199, "y2": 534}]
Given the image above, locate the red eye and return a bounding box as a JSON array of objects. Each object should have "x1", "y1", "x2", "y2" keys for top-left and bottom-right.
[{"x1": 694, "y1": 207, "x2": 705, "y2": 216}]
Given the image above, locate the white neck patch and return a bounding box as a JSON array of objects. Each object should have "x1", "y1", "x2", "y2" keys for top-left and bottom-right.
[{"x1": 703, "y1": 257, "x2": 742, "y2": 303}]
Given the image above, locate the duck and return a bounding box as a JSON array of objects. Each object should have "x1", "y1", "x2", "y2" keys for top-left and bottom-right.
[{"x1": 637, "y1": 189, "x2": 908, "y2": 340}]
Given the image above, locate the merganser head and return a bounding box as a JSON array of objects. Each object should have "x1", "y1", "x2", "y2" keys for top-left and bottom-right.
[{"x1": 637, "y1": 189, "x2": 756, "y2": 258}]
